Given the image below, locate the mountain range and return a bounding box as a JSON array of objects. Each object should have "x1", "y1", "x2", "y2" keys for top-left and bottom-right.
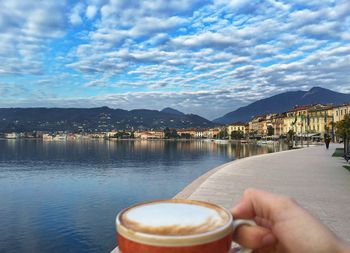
[
  {"x1": 0, "y1": 107, "x2": 215, "y2": 133},
  {"x1": 214, "y1": 87, "x2": 350, "y2": 124}
]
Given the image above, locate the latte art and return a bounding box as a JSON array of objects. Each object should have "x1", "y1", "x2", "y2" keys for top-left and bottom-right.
[{"x1": 120, "y1": 200, "x2": 230, "y2": 236}]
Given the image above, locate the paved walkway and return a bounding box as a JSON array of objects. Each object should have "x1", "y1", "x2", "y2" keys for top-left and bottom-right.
[
  {"x1": 112, "y1": 144, "x2": 350, "y2": 252},
  {"x1": 175, "y1": 144, "x2": 350, "y2": 244}
]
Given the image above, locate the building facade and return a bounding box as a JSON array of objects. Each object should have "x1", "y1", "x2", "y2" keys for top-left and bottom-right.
[
  {"x1": 271, "y1": 113, "x2": 286, "y2": 136},
  {"x1": 227, "y1": 122, "x2": 246, "y2": 135},
  {"x1": 308, "y1": 105, "x2": 334, "y2": 138},
  {"x1": 249, "y1": 115, "x2": 267, "y2": 136},
  {"x1": 285, "y1": 105, "x2": 314, "y2": 135},
  {"x1": 333, "y1": 103, "x2": 350, "y2": 122}
]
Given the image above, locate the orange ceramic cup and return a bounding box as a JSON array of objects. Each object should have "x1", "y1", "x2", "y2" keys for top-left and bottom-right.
[{"x1": 116, "y1": 199, "x2": 255, "y2": 253}]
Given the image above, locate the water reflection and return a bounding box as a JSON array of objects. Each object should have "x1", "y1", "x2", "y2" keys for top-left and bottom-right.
[
  {"x1": 0, "y1": 139, "x2": 287, "y2": 253},
  {"x1": 0, "y1": 139, "x2": 285, "y2": 162}
]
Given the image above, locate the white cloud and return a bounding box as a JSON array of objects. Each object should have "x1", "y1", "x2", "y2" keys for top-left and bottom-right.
[
  {"x1": 86, "y1": 5, "x2": 98, "y2": 19},
  {"x1": 299, "y1": 22, "x2": 341, "y2": 39},
  {"x1": 0, "y1": 1, "x2": 66, "y2": 75},
  {"x1": 128, "y1": 16, "x2": 187, "y2": 37},
  {"x1": 70, "y1": 3, "x2": 84, "y2": 25},
  {"x1": 172, "y1": 32, "x2": 241, "y2": 49}
]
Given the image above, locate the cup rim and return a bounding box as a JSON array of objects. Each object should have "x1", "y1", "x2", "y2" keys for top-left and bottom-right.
[{"x1": 116, "y1": 199, "x2": 233, "y2": 247}]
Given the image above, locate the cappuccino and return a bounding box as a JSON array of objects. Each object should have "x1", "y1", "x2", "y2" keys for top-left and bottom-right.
[
  {"x1": 116, "y1": 199, "x2": 254, "y2": 253},
  {"x1": 116, "y1": 199, "x2": 233, "y2": 247},
  {"x1": 121, "y1": 200, "x2": 229, "y2": 236}
]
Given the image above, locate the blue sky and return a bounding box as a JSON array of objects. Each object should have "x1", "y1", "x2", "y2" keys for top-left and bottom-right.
[{"x1": 0, "y1": 0, "x2": 349, "y2": 119}]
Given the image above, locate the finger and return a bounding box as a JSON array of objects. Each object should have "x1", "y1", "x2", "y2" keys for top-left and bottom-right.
[
  {"x1": 233, "y1": 224, "x2": 277, "y2": 249},
  {"x1": 255, "y1": 216, "x2": 273, "y2": 229},
  {"x1": 231, "y1": 188, "x2": 296, "y2": 222}
]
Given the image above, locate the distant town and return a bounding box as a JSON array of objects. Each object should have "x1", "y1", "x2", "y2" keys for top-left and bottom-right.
[{"x1": 1, "y1": 103, "x2": 349, "y2": 143}]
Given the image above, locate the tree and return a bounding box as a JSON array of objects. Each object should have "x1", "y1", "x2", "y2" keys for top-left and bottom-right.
[
  {"x1": 113, "y1": 131, "x2": 130, "y2": 139},
  {"x1": 287, "y1": 129, "x2": 295, "y2": 149},
  {"x1": 231, "y1": 130, "x2": 244, "y2": 140},
  {"x1": 164, "y1": 127, "x2": 179, "y2": 139},
  {"x1": 164, "y1": 127, "x2": 171, "y2": 139},
  {"x1": 248, "y1": 130, "x2": 258, "y2": 139},
  {"x1": 218, "y1": 128, "x2": 228, "y2": 139},
  {"x1": 171, "y1": 129, "x2": 179, "y2": 138},
  {"x1": 336, "y1": 115, "x2": 350, "y2": 154},
  {"x1": 180, "y1": 133, "x2": 191, "y2": 139},
  {"x1": 267, "y1": 125, "x2": 274, "y2": 136}
]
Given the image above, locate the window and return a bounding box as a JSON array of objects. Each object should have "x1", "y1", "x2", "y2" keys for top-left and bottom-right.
[
  {"x1": 336, "y1": 111, "x2": 338, "y2": 116},
  {"x1": 341, "y1": 110, "x2": 343, "y2": 115}
]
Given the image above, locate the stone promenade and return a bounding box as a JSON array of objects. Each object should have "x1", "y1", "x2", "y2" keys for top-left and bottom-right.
[{"x1": 175, "y1": 144, "x2": 350, "y2": 244}]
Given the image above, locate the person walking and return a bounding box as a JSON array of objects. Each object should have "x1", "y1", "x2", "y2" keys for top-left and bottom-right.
[{"x1": 325, "y1": 135, "x2": 331, "y2": 149}]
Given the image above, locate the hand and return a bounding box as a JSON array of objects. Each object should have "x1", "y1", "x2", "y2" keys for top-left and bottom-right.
[{"x1": 231, "y1": 188, "x2": 349, "y2": 253}]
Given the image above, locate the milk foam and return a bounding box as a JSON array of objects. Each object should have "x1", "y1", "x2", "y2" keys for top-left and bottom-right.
[{"x1": 122, "y1": 202, "x2": 229, "y2": 235}]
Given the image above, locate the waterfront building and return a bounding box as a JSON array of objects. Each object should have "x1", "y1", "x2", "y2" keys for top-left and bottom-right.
[
  {"x1": 204, "y1": 128, "x2": 220, "y2": 139},
  {"x1": 333, "y1": 103, "x2": 350, "y2": 122},
  {"x1": 285, "y1": 105, "x2": 314, "y2": 136},
  {"x1": 271, "y1": 113, "x2": 286, "y2": 137},
  {"x1": 333, "y1": 103, "x2": 350, "y2": 142},
  {"x1": 177, "y1": 129, "x2": 197, "y2": 138},
  {"x1": 195, "y1": 129, "x2": 205, "y2": 138},
  {"x1": 249, "y1": 115, "x2": 267, "y2": 137},
  {"x1": 52, "y1": 134, "x2": 67, "y2": 141},
  {"x1": 308, "y1": 104, "x2": 334, "y2": 139},
  {"x1": 227, "y1": 122, "x2": 246, "y2": 135},
  {"x1": 106, "y1": 131, "x2": 118, "y2": 138},
  {"x1": 244, "y1": 124, "x2": 249, "y2": 136},
  {"x1": 249, "y1": 116, "x2": 259, "y2": 136},
  {"x1": 264, "y1": 114, "x2": 276, "y2": 136},
  {"x1": 135, "y1": 131, "x2": 164, "y2": 139},
  {"x1": 89, "y1": 133, "x2": 107, "y2": 139},
  {"x1": 43, "y1": 133, "x2": 54, "y2": 140},
  {"x1": 67, "y1": 133, "x2": 84, "y2": 140},
  {"x1": 4, "y1": 133, "x2": 19, "y2": 139},
  {"x1": 226, "y1": 122, "x2": 245, "y2": 140}
]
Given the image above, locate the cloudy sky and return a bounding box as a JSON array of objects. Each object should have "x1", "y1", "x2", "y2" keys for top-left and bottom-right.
[{"x1": 0, "y1": 0, "x2": 349, "y2": 119}]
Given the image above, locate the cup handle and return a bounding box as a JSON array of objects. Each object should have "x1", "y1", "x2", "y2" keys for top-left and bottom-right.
[{"x1": 232, "y1": 219, "x2": 256, "y2": 253}]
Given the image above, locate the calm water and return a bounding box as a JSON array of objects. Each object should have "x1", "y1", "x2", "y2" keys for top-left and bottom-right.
[{"x1": 0, "y1": 139, "x2": 287, "y2": 252}]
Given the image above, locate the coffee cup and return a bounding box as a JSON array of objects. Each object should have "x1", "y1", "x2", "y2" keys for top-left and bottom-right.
[{"x1": 116, "y1": 199, "x2": 255, "y2": 253}]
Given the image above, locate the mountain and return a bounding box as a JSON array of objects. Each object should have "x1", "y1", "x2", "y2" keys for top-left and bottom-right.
[
  {"x1": 161, "y1": 107, "x2": 185, "y2": 116},
  {"x1": 0, "y1": 107, "x2": 216, "y2": 133},
  {"x1": 214, "y1": 87, "x2": 350, "y2": 124}
]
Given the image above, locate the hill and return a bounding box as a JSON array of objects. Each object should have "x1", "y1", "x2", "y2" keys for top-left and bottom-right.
[
  {"x1": 0, "y1": 107, "x2": 216, "y2": 133},
  {"x1": 161, "y1": 107, "x2": 185, "y2": 116},
  {"x1": 214, "y1": 87, "x2": 350, "y2": 124}
]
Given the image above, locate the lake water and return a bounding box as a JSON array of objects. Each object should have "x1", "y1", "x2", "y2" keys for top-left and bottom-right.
[{"x1": 0, "y1": 139, "x2": 287, "y2": 252}]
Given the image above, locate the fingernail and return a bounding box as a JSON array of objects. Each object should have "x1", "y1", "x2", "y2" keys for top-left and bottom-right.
[
  {"x1": 231, "y1": 204, "x2": 241, "y2": 216},
  {"x1": 262, "y1": 234, "x2": 276, "y2": 247}
]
